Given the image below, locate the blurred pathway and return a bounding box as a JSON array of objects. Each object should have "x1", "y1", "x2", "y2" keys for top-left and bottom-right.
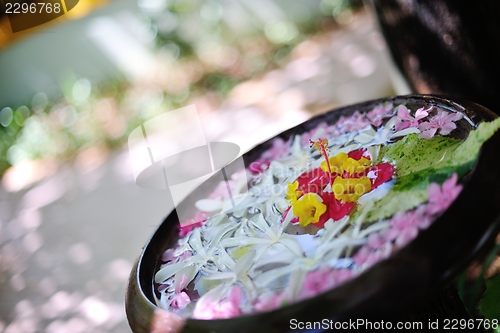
[{"x1": 0, "y1": 9, "x2": 405, "y2": 333}]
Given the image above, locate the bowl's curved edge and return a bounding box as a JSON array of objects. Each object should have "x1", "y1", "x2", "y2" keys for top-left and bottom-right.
[{"x1": 125, "y1": 94, "x2": 500, "y2": 333}]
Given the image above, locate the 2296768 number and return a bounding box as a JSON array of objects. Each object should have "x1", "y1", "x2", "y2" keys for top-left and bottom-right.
[
  {"x1": 443, "y1": 319, "x2": 499, "y2": 330},
  {"x1": 5, "y1": 2, "x2": 61, "y2": 14}
]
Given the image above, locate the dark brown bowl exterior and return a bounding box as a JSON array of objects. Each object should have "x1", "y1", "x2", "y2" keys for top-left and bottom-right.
[{"x1": 126, "y1": 94, "x2": 500, "y2": 333}]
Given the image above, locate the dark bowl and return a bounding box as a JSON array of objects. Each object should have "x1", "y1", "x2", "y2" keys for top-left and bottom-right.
[{"x1": 126, "y1": 94, "x2": 500, "y2": 333}]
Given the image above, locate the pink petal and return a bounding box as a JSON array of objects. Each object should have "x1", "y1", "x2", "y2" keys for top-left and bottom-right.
[
  {"x1": 395, "y1": 226, "x2": 418, "y2": 247},
  {"x1": 417, "y1": 121, "x2": 435, "y2": 131},
  {"x1": 397, "y1": 105, "x2": 412, "y2": 120},
  {"x1": 439, "y1": 122, "x2": 457, "y2": 135},
  {"x1": 228, "y1": 286, "x2": 243, "y2": 307},
  {"x1": 442, "y1": 173, "x2": 457, "y2": 191},
  {"x1": 427, "y1": 183, "x2": 442, "y2": 202},
  {"x1": 446, "y1": 112, "x2": 463, "y2": 122},
  {"x1": 395, "y1": 118, "x2": 410, "y2": 132},
  {"x1": 175, "y1": 292, "x2": 191, "y2": 309},
  {"x1": 419, "y1": 128, "x2": 438, "y2": 139},
  {"x1": 415, "y1": 106, "x2": 432, "y2": 120}
]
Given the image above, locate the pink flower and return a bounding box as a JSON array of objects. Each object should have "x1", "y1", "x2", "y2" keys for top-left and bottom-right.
[
  {"x1": 395, "y1": 105, "x2": 429, "y2": 131},
  {"x1": 426, "y1": 173, "x2": 462, "y2": 215},
  {"x1": 353, "y1": 246, "x2": 370, "y2": 266},
  {"x1": 367, "y1": 233, "x2": 384, "y2": 249},
  {"x1": 394, "y1": 227, "x2": 419, "y2": 247},
  {"x1": 354, "y1": 243, "x2": 393, "y2": 268},
  {"x1": 300, "y1": 267, "x2": 336, "y2": 299},
  {"x1": 262, "y1": 137, "x2": 293, "y2": 160},
  {"x1": 299, "y1": 268, "x2": 355, "y2": 300},
  {"x1": 328, "y1": 111, "x2": 370, "y2": 137},
  {"x1": 418, "y1": 110, "x2": 462, "y2": 139},
  {"x1": 179, "y1": 211, "x2": 207, "y2": 236},
  {"x1": 254, "y1": 291, "x2": 288, "y2": 312},
  {"x1": 249, "y1": 158, "x2": 270, "y2": 175},
  {"x1": 383, "y1": 209, "x2": 429, "y2": 247},
  {"x1": 333, "y1": 269, "x2": 354, "y2": 285},
  {"x1": 367, "y1": 103, "x2": 394, "y2": 127},
  {"x1": 192, "y1": 286, "x2": 243, "y2": 320},
  {"x1": 170, "y1": 292, "x2": 191, "y2": 310}
]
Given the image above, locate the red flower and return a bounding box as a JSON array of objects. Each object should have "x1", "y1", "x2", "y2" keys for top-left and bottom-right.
[
  {"x1": 314, "y1": 192, "x2": 354, "y2": 228},
  {"x1": 296, "y1": 167, "x2": 332, "y2": 194}
]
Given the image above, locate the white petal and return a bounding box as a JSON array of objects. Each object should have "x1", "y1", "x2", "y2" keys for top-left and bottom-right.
[
  {"x1": 254, "y1": 264, "x2": 297, "y2": 288},
  {"x1": 354, "y1": 129, "x2": 376, "y2": 144},
  {"x1": 155, "y1": 262, "x2": 188, "y2": 283},
  {"x1": 390, "y1": 127, "x2": 420, "y2": 139},
  {"x1": 253, "y1": 251, "x2": 297, "y2": 268},
  {"x1": 278, "y1": 237, "x2": 304, "y2": 256},
  {"x1": 235, "y1": 251, "x2": 256, "y2": 278}
]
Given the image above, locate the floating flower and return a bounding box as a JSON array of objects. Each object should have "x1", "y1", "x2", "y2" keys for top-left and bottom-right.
[
  {"x1": 366, "y1": 103, "x2": 394, "y2": 127},
  {"x1": 315, "y1": 192, "x2": 354, "y2": 228},
  {"x1": 286, "y1": 181, "x2": 302, "y2": 202},
  {"x1": 341, "y1": 156, "x2": 371, "y2": 175},
  {"x1": 328, "y1": 111, "x2": 370, "y2": 137},
  {"x1": 355, "y1": 116, "x2": 420, "y2": 146},
  {"x1": 300, "y1": 267, "x2": 336, "y2": 300},
  {"x1": 170, "y1": 292, "x2": 191, "y2": 310},
  {"x1": 254, "y1": 291, "x2": 289, "y2": 311},
  {"x1": 248, "y1": 158, "x2": 270, "y2": 175},
  {"x1": 320, "y1": 151, "x2": 348, "y2": 174},
  {"x1": 291, "y1": 193, "x2": 327, "y2": 227},
  {"x1": 395, "y1": 105, "x2": 430, "y2": 131},
  {"x1": 193, "y1": 286, "x2": 243, "y2": 320},
  {"x1": 320, "y1": 150, "x2": 370, "y2": 176},
  {"x1": 262, "y1": 137, "x2": 293, "y2": 160},
  {"x1": 418, "y1": 110, "x2": 462, "y2": 139},
  {"x1": 332, "y1": 176, "x2": 372, "y2": 203},
  {"x1": 426, "y1": 173, "x2": 462, "y2": 215},
  {"x1": 179, "y1": 211, "x2": 207, "y2": 237}
]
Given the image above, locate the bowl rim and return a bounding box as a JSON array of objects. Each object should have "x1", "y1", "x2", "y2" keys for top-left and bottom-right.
[{"x1": 127, "y1": 94, "x2": 500, "y2": 333}]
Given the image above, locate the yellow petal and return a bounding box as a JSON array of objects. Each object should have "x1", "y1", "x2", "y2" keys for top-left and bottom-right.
[{"x1": 332, "y1": 176, "x2": 372, "y2": 203}]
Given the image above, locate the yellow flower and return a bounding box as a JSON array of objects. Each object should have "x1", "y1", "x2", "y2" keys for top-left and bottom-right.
[
  {"x1": 286, "y1": 181, "x2": 302, "y2": 202},
  {"x1": 321, "y1": 152, "x2": 348, "y2": 174},
  {"x1": 291, "y1": 193, "x2": 327, "y2": 227},
  {"x1": 332, "y1": 176, "x2": 372, "y2": 202},
  {"x1": 341, "y1": 157, "x2": 371, "y2": 175}
]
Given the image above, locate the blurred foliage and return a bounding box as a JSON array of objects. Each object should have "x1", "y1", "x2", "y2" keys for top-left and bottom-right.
[
  {"x1": 479, "y1": 275, "x2": 500, "y2": 324},
  {"x1": 0, "y1": 0, "x2": 364, "y2": 176},
  {"x1": 457, "y1": 242, "x2": 500, "y2": 324}
]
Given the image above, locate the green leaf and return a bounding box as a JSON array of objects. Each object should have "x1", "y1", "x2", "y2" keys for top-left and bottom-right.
[
  {"x1": 379, "y1": 118, "x2": 500, "y2": 191},
  {"x1": 479, "y1": 274, "x2": 500, "y2": 321},
  {"x1": 352, "y1": 188, "x2": 428, "y2": 222},
  {"x1": 378, "y1": 133, "x2": 461, "y2": 178},
  {"x1": 451, "y1": 117, "x2": 500, "y2": 167}
]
